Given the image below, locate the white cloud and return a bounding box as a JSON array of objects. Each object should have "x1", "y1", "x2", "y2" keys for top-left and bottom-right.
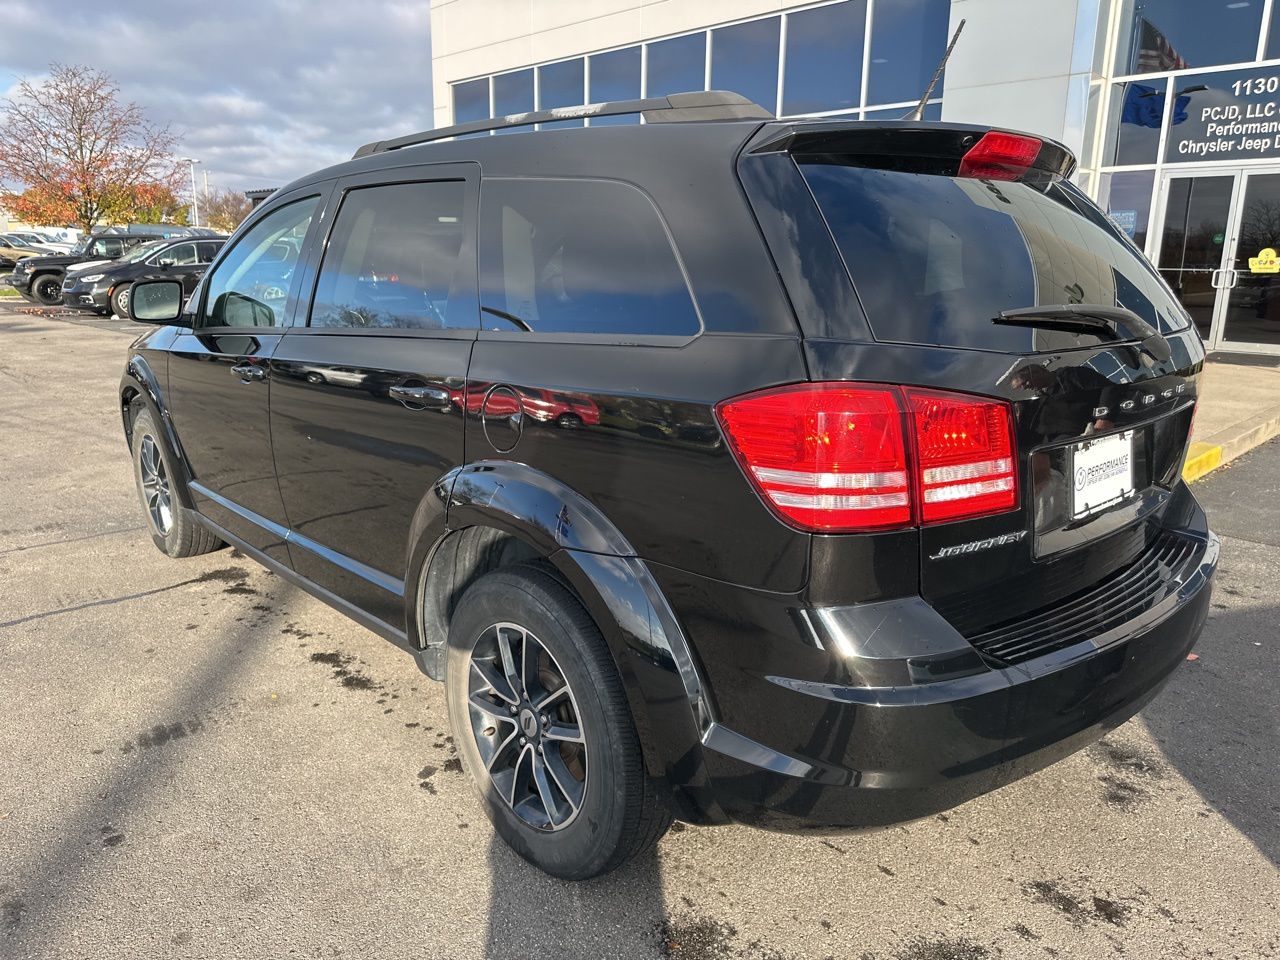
[{"x1": 0, "y1": 0, "x2": 433, "y2": 193}]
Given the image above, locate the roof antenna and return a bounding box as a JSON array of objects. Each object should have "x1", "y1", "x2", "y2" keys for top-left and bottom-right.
[{"x1": 905, "y1": 18, "x2": 965, "y2": 121}]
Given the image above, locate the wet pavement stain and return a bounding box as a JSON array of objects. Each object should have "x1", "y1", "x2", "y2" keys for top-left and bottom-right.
[
  {"x1": 308, "y1": 651, "x2": 381, "y2": 691},
  {"x1": 442, "y1": 757, "x2": 463, "y2": 774},
  {"x1": 417, "y1": 765, "x2": 439, "y2": 794},
  {"x1": 659, "y1": 912, "x2": 738, "y2": 959},
  {"x1": 120, "y1": 719, "x2": 204, "y2": 753},
  {"x1": 890, "y1": 937, "x2": 991, "y2": 960},
  {"x1": 100, "y1": 825, "x2": 125, "y2": 848}
]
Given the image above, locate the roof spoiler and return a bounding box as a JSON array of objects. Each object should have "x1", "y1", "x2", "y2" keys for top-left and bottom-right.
[
  {"x1": 352, "y1": 91, "x2": 773, "y2": 159},
  {"x1": 746, "y1": 122, "x2": 1077, "y2": 179}
]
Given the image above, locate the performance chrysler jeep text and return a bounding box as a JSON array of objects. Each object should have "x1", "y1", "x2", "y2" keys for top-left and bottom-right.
[{"x1": 118, "y1": 92, "x2": 1218, "y2": 879}]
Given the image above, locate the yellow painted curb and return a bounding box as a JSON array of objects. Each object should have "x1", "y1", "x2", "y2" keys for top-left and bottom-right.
[{"x1": 1182, "y1": 442, "x2": 1223, "y2": 483}]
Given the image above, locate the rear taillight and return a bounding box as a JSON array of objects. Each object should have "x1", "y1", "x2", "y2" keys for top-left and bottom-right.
[
  {"x1": 958, "y1": 131, "x2": 1042, "y2": 181},
  {"x1": 716, "y1": 383, "x2": 1017, "y2": 533},
  {"x1": 907, "y1": 389, "x2": 1017, "y2": 523}
]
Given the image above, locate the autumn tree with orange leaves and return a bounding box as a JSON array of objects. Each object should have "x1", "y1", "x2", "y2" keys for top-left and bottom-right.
[{"x1": 0, "y1": 64, "x2": 185, "y2": 231}]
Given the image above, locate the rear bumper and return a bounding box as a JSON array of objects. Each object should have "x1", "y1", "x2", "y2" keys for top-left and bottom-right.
[{"x1": 659, "y1": 500, "x2": 1217, "y2": 830}]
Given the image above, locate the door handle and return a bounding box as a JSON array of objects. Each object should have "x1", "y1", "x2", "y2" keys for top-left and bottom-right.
[
  {"x1": 1223, "y1": 268, "x2": 1239, "y2": 289},
  {"x1": 389, "y1": 384, "x2": 452, "y2": 410},
  {"x1": 231, "y1": 362, "x2": 266, "y2": 382}
]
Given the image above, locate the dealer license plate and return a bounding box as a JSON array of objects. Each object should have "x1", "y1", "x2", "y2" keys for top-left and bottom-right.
[{"x1": 1071, "y1": 430, "x2": 1134, "y2": 519}]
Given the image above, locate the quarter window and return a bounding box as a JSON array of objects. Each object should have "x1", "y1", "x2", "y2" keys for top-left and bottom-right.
[
  {"x1": 478, "y1": 179, "x2": 699, "y2": 337},
  {"x1": 310, "y1": 181, "x2": 470, "y2": 330},
  {"x1": 202, "y1": 196, "x2": 318, "y2": 328}
]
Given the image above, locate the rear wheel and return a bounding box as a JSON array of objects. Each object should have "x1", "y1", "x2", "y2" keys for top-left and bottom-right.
[
  {"x1": 112, "y1": 285, "x2": 131, "y2": 319},
  {"x1": 130, "y1": 406, "x2": 222, "y2": 557},
  {"x1": 445, "y1": 566, "x2": 671, "y2": 879},
  {"x1": 31, "y1": 273, "x2": 62, "y2": 305}
]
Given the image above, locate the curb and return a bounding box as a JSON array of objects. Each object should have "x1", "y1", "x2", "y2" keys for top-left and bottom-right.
[{"x1": 1183, "y1": 408, "x2": 1280, "y2": 482}]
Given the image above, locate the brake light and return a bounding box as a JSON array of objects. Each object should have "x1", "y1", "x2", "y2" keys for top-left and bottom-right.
[
  {"x1": 958, "y1": 131, "x2": 1042, "y2": 181},
  {"x1": 716, "y1": 384, "x2": 1018, "y2": 532},
  {"x1": 907, "y1": 389, "x2": 1017, "y2": 523},
  {"x1": 715, "y1": 384, "x2": 910, "y2": 532}
]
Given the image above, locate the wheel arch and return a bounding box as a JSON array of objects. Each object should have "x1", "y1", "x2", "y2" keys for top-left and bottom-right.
[
  {"x1": 120, "y1": 354, "x2": 196, "y2": 510},
  {"x1": 405, "y1": 460, "x2": 725, "y2": 822}
]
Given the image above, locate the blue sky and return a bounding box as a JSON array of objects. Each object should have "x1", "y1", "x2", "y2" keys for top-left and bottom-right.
[{"x1": 0, "y1": 1, "x2": 433, "y2": 194}]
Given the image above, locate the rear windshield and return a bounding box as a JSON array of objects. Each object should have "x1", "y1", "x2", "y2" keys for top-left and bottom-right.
[{"x1": 798, "y1": 162, "x2": 1190, "y2": 351}]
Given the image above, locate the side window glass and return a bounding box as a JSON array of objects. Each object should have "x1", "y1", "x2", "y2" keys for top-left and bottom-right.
[
  {"x1": 96, "y1": 239, "x2": 123, "y2": 258},
  {"x1": 202, "y1": 196, "x2": 319, "y2": 328},
  {"x1": 478, "y1": 179, "x2": 699, "y2": 337},
  {"x1": 198, "y1": 241, "x2": 221, "y2": 263},
  {"x1": 310, "y1": 180, "x2": 470, "y2": 330},
  {"x1": 164, "y1": 243, "x2": 197, "y2": 265}
]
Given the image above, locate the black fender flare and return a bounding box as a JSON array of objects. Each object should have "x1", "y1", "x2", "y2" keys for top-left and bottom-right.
[
  {"x1": 119, "y1": 353, "x2": 195, "y2": 510},
  {"x1": 416, "y1": 460, "x2": 727, "y2": 823}
]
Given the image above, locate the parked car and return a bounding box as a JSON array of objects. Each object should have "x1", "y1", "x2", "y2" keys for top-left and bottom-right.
[
  {"x1": 118, "y1": 93, "x2": 1218, "y2": 880},
  {"x1": 2, "y1": 231, "x2": 72, "y2": 254},
  {"x1": 0, "y1": 239, "x2": 47, "y2": 272},
  {"x1": 6, "y1": 226, "x2": 217, "y2": 305},
  {"x1": 62, "y1": 236, "x2": 226, "y2": 316}
]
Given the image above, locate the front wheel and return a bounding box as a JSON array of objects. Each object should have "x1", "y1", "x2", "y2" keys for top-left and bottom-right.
[
  {"x1": 445, "y1": 566, "x2": 672, "y2": 879},
  {"x1": 31, "y1": 273, "x2": 62, "y2": 305},
  {"x1": 130, "y1": 406, "x2": 223, "y2": 558},
  {"x1": 112, "y1": 284, "x2": 131, "y2": 319}
]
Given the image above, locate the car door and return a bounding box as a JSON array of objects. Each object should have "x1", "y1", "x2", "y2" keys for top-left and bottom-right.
[
  {"x1": 165, "y1": 189, "x2": 329, "y2": 563},
  {"x1": 269, "y1": 164, "x2": 478, "y2": 629}
]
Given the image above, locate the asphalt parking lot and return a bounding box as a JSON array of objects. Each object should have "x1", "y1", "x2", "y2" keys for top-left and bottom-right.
[{"x1": 0, "y1": 302, "x2": 1276, "y2": 960}]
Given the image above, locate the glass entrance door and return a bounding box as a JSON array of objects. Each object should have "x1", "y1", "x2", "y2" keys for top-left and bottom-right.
[
  {"x1": 1220, "y1": 171, "x2": 1280, "y2": 351},
  {"x1": 1153, "y1": 172, "x2": 1238, "y2": 345}
]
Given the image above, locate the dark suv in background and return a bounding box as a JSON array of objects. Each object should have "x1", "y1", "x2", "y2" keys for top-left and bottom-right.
[
  {"x1": 62, "y1": 236, "x2": 226, "y2": 317},
  {"x1": 119, "y1": 93, "x2": 1217, "y2": 880}
]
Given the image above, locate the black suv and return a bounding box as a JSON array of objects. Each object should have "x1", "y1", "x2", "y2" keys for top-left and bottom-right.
[
  {"x1": 62, "y1": 236, "x2": 226, "y2": 316},
  {"x1": 118, "y1": 93, "x2": 1217, "y2": 880},
  {"x1": 8, "y1": 227, "x2": 217, "y2": 305}
]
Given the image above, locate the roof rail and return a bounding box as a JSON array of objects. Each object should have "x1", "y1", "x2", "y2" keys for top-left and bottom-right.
[{"x1": 351, "y1": 90, "x2": 772, "y2": 159}]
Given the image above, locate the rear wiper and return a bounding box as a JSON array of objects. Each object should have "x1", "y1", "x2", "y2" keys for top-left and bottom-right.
[{"x1": 994, "y1": 304, "x2": 1172, "y2": 363}]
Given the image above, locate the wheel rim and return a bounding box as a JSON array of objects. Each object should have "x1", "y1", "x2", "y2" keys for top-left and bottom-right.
[
  {"x1": 139, "y1": 435, "x2": 173, "y2": 535},
  {"x1": 37, "y1": 278, "x2": 59, "y2": 301},
  {"x1": 116, "y1": 288, "x2": 130, "y2": 314},
  {"x1": 466, "y1": 622, "x2": 587, "y2": 831}
]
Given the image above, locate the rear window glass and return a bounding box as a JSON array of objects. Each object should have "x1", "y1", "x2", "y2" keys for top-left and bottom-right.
[{"x1": 798, "y1": 162, "x2": 1190, "y2": 351}]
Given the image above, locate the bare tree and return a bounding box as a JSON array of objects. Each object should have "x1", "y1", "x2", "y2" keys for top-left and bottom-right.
[
  {"x1": 0, "y1": 64, "x2": 183, "y2": 231},
  {"x1": 202, "y1": 188, "x2": 254, "y2": 234}
]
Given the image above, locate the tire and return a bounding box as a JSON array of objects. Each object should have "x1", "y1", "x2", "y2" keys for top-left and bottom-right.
[
  {"x1": 130, "y1": 406, "x2": 223, "y2": 558},
  {"x1": 556, "y1": 412, "x2": 584, "y2": 430},
  {"x1": 445, "y1": 565, "x2": 672, "y2": 879},
  {"x1": 112, "y1": 285, "x2": 131, "y2": 319},
  {"x1": 31, "y1": 273, "x2": 62, "y2": 306}
]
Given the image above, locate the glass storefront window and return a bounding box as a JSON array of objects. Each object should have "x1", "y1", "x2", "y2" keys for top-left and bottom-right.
[
  {"x1": 862, "y1": 102, "x2": 941, "y2": 121},
  {"x1": 711, "y1": 17, "x2": 779, "y2": 113},
  {"x1": 588, "y1": 46, "x2": 641, "y2": 125},
  {"x1": 1163, "y1": 67, "x2": 1280, "y2": 163},
  {"x1": 1105, "y1": 80, "x2": 1165, "y2": 165},
  {"x1": 453, "y1": 78, "x2": 490, "y2": 123},
  {"x1": 538, "y1": 58, "x2": 585, "y2": 128},
  {"x1": 647, "y1": 33, "x2": 706, "y2": 98},
  {"x1": 867, "y1": 0, "x2": 949, "y2": 106},
  {"x1": 1116, "y1": 0, "x2": 1264, "y2": 76},
  {"x1": 783, "y1": 0, "x2": 866, "y2": 115},
  {"x1": 492, "y1": 69, "x2": 533, "y2": 135},
  {"x1": 1097, "y1": 170, "x2": 1155, "y2": 250}
]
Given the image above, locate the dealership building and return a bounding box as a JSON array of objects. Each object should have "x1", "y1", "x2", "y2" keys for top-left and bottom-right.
[{"x1": 431, "y1": 0, "x2": 1280, "y2": 355}]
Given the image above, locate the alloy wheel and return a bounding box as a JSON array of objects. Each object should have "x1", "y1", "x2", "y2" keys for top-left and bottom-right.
[
  {"x1": 465, "y1": 621, "x2": 587, "y2": 831},
  {"x1": 139, "y1": 435, "x2": 173, "y2": 535}
]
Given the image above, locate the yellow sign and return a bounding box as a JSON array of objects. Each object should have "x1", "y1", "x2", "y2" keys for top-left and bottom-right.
[{"x1": 1249, "y1": 247, "x2": 1280, "y2": 273}]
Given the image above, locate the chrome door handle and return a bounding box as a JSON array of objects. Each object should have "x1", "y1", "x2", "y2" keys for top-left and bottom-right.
[
  {"x1": 1211, "y1": 268, "x2": 1226, "y2": 289},
  {"x1": 389, "y1": 384, "x2": 452, "y2": 410},
  {"x1": 231, "y1": 362, "x2": 266, "y2": 382},
  {"x1": 1223, "y1": 268, "x2": 1240, "y2": 289}
]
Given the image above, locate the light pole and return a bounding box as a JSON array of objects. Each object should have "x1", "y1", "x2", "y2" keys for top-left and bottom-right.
[{"x1": 181, "y1": 157, "x2": 202, "y2": 227}]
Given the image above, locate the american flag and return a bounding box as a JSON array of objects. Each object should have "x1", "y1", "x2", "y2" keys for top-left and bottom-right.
[{"x1": 1135, "y1": 17, "x2": 1189, "y2": 73}]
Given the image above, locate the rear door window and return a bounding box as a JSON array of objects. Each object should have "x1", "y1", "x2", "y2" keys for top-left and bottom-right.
[
  {"x1": 478, "y1": 178, "x2": 699, "y2": 337},
  {"x1": 798, "y1": 162, "x2": 1190, "y2": 350}
]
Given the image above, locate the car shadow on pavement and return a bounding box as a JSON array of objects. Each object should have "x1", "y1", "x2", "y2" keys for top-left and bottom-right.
[
  {"x1": 1140, "y1": 602, "x2": 1278, "y2": 865},
  {"x1": 482, "y1": 835, "x2": 667, "y2": 958}
]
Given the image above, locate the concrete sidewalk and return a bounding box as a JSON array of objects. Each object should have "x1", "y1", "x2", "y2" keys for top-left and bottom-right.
[{"x1": 1185, "y1": 355, "x2": 1280, "y2": 481}]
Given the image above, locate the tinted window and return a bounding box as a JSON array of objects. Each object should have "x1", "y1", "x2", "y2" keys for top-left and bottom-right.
[
  {"x1": 647, "y1": 33, "x2": 706, "y2": 98},
  {"x1": 1097, "y1": 170, "x2": 1155, "y2": 250},
  {"x1": 310, "y1": 181, "x2": 468, "y2": 330},
  {"x1": 162, "y1": 243, "x2": 198, "y2": 266},
  {"x1": 479, "y1": 179, "x2": 699, "y2": 337},
  {"x1": 799, "y1": 162, "x2": 1191, "y2": 349},
  {"x1": 783, "y1": 1, "x2": 865, "y2": 115},
  {"x1": 453, "y1": 77, "x2": 490, "y2": 122},
  {"x1": 203, "y1": 196, "x2": 318, "y2": 328},
  {"x1": 1118, "y1": 0, "x2": 1262, "y2": 74},
  {"x1": 197, "y1": 241, "x2": 222, "y2": 262},
  {"x1": 538, "y1": 58, "x2": 585, "y2": 128},
  {"x1": 588, "y1": 47, "x2": 640, "y2": 125},
  {"x1": 711, "y1": 17, "x2": 779, "y2": 113},
  {"x1": 93, "y1": 239, "x2": 124, "y2": 258},
  {"x1": 867, "y1": 0, "x2": 949, "y2": 106}
]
